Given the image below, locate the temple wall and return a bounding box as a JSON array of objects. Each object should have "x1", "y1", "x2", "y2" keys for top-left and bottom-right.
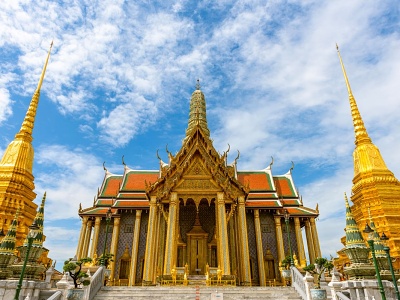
[
  {"x1": 246, "y1": 210, "x2": 259, "y2": 283},
  {"x1": 114, "y1": 211, "x2": 135, "y2": 279},
  {"x1": 136, "y1": 210, "x2": 149, "y2": 284},
  {"x1": 259, "y1": 212, "x2": 278, "y2": 261},
  {"x1": 96, "y1": 218, "x2": 113, "y2": 259}
]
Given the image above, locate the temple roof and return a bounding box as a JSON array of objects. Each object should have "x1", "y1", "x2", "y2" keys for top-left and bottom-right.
[
  {"x1": 80, "y1": 85, "x2": 317, "y2": 219},
  {"x1": 81, "y1": 163, "x2": 314, "y2": 217}
]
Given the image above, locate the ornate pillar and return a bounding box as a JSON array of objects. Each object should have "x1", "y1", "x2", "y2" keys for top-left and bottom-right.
[
  {"x1": 310, "y1": 218, "x2": 321, "y2": 258},
  {"x1": 216, "y1": 192, "x2": 230, "y2": 275},
  {"x1": 274, "y1": 216, "x2": 285, "y2": 264},
  {"x1": 152, "y1": 206, "x2": 161, "y2": 282},
  {"x1": 109, "y1": 217, "x2": 121, "y2": 281},
  {"x1": 234, "y1": 214, "x2": 242, "y2": 285},
  {"x1": 228, "y1": 216, "x2": 237, "y2": 277},
  {"x1": 163, "y1": 192, "x2": 178, "y2": 274},
  {"x1": 254, "y1": 209, "x2": 266, "y2": 286},
  {"x1": 294, "y1": 217, "x2": 306, "y2": 267},
  {"x1": 81, "y1": 219, "x2": 93, "y2": 258},
  {"x1": 305, "y1": 219, "x2": 315, "y2": 263},
  {"x1": 143, "y1": 196, "x2": 159, "y2": 283},
  {"x1": 157, "y1": 210, "x2": 166, "y2": 276},
  {"x1": 76, "y1": 216, "x2": 88, "y2": 259},
  {"x1": 237, "y1": 196, "x2": 250, "y2": 283},
  {"x1": 89, "y1": 217, "x2": 101, "y2": 258},
  {"x1": 129, "y1": 210, "x2": 142, "y2": 286}
]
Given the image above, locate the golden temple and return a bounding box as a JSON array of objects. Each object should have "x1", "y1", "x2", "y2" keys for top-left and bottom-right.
[
  {"x1": 77, "y1": 81, "x2": 321, "y2": 286},
  {"x1": 0, "y1": 43, "x2": 53, "y2": 248},
  {"x1": 336, "y1": 45, "x2": 400, "y2": 269}
]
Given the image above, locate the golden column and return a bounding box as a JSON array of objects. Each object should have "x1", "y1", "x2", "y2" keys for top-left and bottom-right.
[
  {"x1": 157, "y1": 209, "x2": 166, "y2": 276},
  {"x1": 152, "y1": 206, "x2": 162, "y2": 282},
  {"x1": 109, "y1": 217, "x2": 121, "y2": 281},
  {"x1": 129, "y1": 210, "x2": 142, "y2": 286},
  {"x1": 89, "y1": 217, "x2": 101, "y2": 258},
  {"x1": 237, "y1": 196, "x2": 251, "y2": 283},
  {"x1": 81, "y1": 219, "x2": 93, "y2": 258},
  {"x1": 163, "y1": 192, "x2": 178, "y2": 274},
  {"x1": 143, "y1": 196, "x2": 159, "y2": 283},
  {"x1": 76, "y1": 216, "x2": 88, "y2": 259},
  {"x1": 274, "y1": 216, "x2": 285, "y2": 264},
  {"x1": 304, "y1": 219, "x2": 315, "y2": 263},
  {"x1": 217, "y1": 192, "x2": 230, "y2": 275},
  {"x1": 294, "y1": 217, "x2": 306, "y2": 267},
  {"x1": 228, "y1": 217, "x2": 237, "y2": 277},
  {"x1": 310, "y1": 218, "x2": 321, "y2": 258},
  {"x1": 254, "y1": 209, "x2": 266, "y2": 286}
]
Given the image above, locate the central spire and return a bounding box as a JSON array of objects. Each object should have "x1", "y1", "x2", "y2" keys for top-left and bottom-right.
[
  {"x1": 185, "y1": 80, "x2": 210, "y2": 138},
  {"x1": 16, "y1": 41, "x2": 53, "y2": 142},
  {"x1": 336, "y1": 44, "x2": 371, "y2": 146}
]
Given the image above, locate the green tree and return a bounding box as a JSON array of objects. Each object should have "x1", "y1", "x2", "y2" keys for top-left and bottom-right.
[
  {"x1": 63, "y1": 257, "x2": 92, "y2": 288},
  {"x1": 303, "y1": 257, "x2": 334, "y2": 289}
]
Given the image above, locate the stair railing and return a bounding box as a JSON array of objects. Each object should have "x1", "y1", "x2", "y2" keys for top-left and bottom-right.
[
  {"x1": 84, "y1": 266, "x2": 105, "y2": 300},
  {"x1": 46, "y1": 290, "x2": 62, "y2": 300},
  {"x1": 291, "y1": 266, "x2": 307, "y2": 300}
]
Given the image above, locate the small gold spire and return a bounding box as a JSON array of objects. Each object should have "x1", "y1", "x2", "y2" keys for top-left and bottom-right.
[
  {"x1": 196, "y1": 79, "x2": 201, "y2": 90},
  {"x1": 344, "y1": 192, "x2": 350, "y2": 207},
  {"x1": 336, "y1": 44, "x2": 371, "y2": 146},
  {"x1": 17, "y1": 41, "x2": 53, "y2": 139}
]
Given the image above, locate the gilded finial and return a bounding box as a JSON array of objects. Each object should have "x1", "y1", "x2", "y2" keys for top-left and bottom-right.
[
  {"x1": 336, "y1": 44, "x2": 371, "y2": 146},
  {"x1": 79, "y1": 203, "x2": 83, "y2": 213},
  {"x1": 103, "y1": 162, "x2": 107, "y2": 172},
  {"x1": 122, "y1": 155, "x2": 126, "y2": 166},
  {"x1": 196, "y1": 79, "x2": 201, "y2": 90},
  {"x1": 344, "y1": 192, "x2": 350, "y2": 207},
  {"x1": 269, "y1": 156, "x2": 274, "y2": 167},
  {"x1": 16, "y1": 41, "x2": 53, "y2": 140},
  {"x1": 290, "y1": 161, "x2": 294, "y2": 173}
]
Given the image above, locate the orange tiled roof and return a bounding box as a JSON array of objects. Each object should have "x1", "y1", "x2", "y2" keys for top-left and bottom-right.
[
  {"x1": 246, "y1": 200, "x2": 281, "y2": 208},
  {"x1": 122, "y1": 171, "x2": 159, "y2": 191},
  {"x1": 100, "y1": 176, "x2": 122, "y2": 197},
  {"x1": 285, "y1": 207, "x2": 317, "y2": 216},
  {"x1": 247, "y1": 192, "x2": 277, "y2": 200},
  {"x1": 273, "y1": 176, "x2": 296, "y2": 197},
  {"x1": 237, "y1": 171, "x2": 273, "y2": 191},
  {"x1": 114, "y1": 200, "x2": 149, "y2": 208},
  {"x1": 117, "y1": 192, "x2": 147, "y2": 200}
]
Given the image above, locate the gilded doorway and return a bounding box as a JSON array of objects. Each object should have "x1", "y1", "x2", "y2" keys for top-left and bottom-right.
[{"x1": 179, "y1": 199, "x2": 215, "y2": 275}]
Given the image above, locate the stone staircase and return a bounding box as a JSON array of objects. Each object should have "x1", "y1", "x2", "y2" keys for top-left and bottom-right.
[{"x1": 93, "y1": 286, "x2": 303, "y2": 300}]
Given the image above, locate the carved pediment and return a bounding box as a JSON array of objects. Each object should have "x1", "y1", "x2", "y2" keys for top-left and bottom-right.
[{"x1": 176, "y1": 179, "x2": 220, "y2": 191}]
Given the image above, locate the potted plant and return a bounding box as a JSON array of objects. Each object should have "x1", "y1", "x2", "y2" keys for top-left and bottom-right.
[
  {"x1": 96, "y1": 253, "x2": 114, "y2": 285},
  {"x1": 303, "y1": 257, "x2": 334, "y2": 300},
  {"x1": 280, "y1": 255, "x2": 292, "y2": 285},
  {"x1": 96, "y1": 253, "x2": 114, "y2": 269},
  {"x1": 63, "y1": 257, "x2": 92, "y2": 288}
]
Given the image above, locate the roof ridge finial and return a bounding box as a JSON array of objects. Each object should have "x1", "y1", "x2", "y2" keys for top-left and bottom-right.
[
  {"x1": 196, "y1": 79, "x2": 201, "y2": 90},
  {"x1": 17, "y1": 41, "x2": 53, "y2": 139},
  {"x1": 344, "y1": 192, "x2": 350, "y2": 207},
  {"x1": 336, "y1": 44, "x2": 371, "y2": 146}
]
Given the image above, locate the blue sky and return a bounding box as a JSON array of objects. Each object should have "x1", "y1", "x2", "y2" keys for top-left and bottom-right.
[{"x1": 1, "y1": 0, "x2": 400, "y2": 270}]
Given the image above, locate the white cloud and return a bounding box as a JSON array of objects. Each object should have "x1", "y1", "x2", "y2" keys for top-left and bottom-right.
[{"x1": 34, "y1": 144, "x2": 104, "y2": 220}]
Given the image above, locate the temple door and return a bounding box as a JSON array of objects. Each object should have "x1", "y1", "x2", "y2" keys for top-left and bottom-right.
[{"x1": 186, "y1": 212, "x2": 208, "y2": 274}]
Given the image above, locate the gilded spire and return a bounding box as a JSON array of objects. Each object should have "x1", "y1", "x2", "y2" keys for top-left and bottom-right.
[
  {"x1": 16, "y1": 41, "x2": 53, "y2": 141},
  {"x1": 185, "y1": 80, "x2": 210, "y2": 138},
  {"x1": 344, "y1": 192, "x2": 366, "y2": 249},
  {"x1": 0, "y1": 209, "x2": 19, "y2": 255},
  {"x1": 336, "y1": 44, "x2": 371, "y2": 146},
  {"x1": 24, "y1": 192, "x2": 46, "y2": 247}
]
